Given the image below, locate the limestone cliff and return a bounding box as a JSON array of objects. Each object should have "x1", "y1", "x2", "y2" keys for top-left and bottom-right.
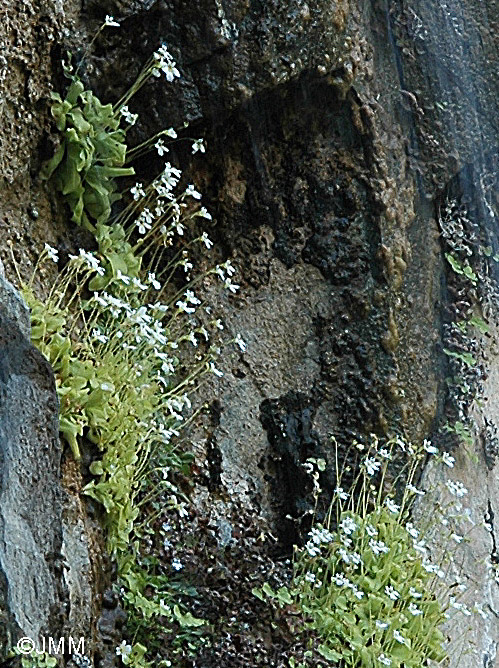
[{"x1": 0, "y1": 0, "x2": 497, "y2": 666}]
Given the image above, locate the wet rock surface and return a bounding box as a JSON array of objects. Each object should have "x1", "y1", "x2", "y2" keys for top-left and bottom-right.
[{"x1": 0, "y1": 0, "x2": 498, "y2": 665}]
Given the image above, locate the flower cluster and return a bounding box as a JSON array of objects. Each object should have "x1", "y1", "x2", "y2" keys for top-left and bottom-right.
[
  {"x1": 28, "y1": 26, "x2": 250, "y2": 667},
  {"x1": 251, "y1": 434, "x2": 487, "y2": 668}
]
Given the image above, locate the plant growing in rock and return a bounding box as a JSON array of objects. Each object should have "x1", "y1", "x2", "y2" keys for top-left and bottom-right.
[
  {"x1": 18, "y1": 19, "x2": 244, "y2": 665},
  {"x1": 254, "y1": 436, "x2": 486, "y2": 667},
  {"x1": 10, "y1": 650, "x2": 57, "y2": 668}
]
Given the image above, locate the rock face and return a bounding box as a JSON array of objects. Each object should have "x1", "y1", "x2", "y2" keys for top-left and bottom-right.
[
  {"x1": 0, "y1": 0, "x2": 498, "y2": 665},
  {"x1": 0, "y1": 272, "x2": 65, "y2": 655},
  {"x1": 89, "y1": 0, "x2": 496, "y2": 663}
]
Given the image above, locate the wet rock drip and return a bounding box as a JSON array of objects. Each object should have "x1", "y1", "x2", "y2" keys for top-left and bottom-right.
[{"x1": 260, "y1": 392, "x2": 320, "y2": 547}]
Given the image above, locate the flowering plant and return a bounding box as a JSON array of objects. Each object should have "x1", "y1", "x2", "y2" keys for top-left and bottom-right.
[
  {"x1": 19, "y1": 18, "x2": 246, "y2": 665},
  {"x1": 254, "y1": 435, "x2": 484, "y2": 667}
]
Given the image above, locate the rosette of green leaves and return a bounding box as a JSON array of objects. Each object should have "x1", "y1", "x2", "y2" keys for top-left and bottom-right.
[
  {"x1": 258, "y1": 508, "x2": 447, "y2": 668},
  {"x1": 24, "y1": 287, "x2": 116, "y2": 462},
  {"x1": 41, "y1": 74, "x2": 134, "y2": 232},
  {"x1": 298, "y1": 509, "x2": 447, "y2": 667},
  {"x1": 90, "y1": 222, "x2": 141, "y2": 291}
]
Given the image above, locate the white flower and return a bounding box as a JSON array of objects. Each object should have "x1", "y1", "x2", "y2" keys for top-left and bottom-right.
[
  {"x1": 422, "y1": 561, "x2": 438, "y2": 574},
  {"x1": 186, "y1": 184, "x2": 202, "y2": 200},
  {"x1": 406, "y1": 523, "x2": 419, "y2": 539},
  {"x1": 309, "y1": 527, "x2": 333, "y2": 544},
  {"x1": 376, "y1": 620, "x2": 389, "y2": 630},
  {"x1": 92, "y1": 329, "x2": 108, "y2": 344},
  {"x1": 370, "y1": 539, "x2": 389, "y2": 556},
  {"x1": 116, "y1": 269, "x2": 130, "y2": 285},
  {"x1": 423, "y1": 439, "x2": 438, "y2": 454},
  {"x1": 335, "y1": 487, "x2": 349, "y2": 501},
  {"x1": 209, "y1": 362, "x2": 223, "y2": 378},
  {"x1": 409, "y1": 587, "x2": 422, "y2": 598},
  {"x1": 200, "y1": 232, "x2": 213, "y2": 249},
  {"x1": 413, "y1": 540, "x2": 427, "y2": 555},
  {"x1": 172, "y1": 558, "x2": 183, "y2": 571},
  {"x1": 192, "y1": 138, "x2": 206, "y2": 154},
  {"x1": 409, "y1": 602, "x2": 422, "y2": 616},
  {"x1": 334, "y1": 573, "x2": 349, "y2": 586},
  {"x1": 337, "y1": 548, "x2": 350, "y2": 564},
  {"x1": 340, "y1": 517, "x2": 357, "y2": 536},
  {"x1": 224, "y1": 278, "x2": 240, "y2": 293},
  {"x1": 105, "y1": 15, "x2": 120, "y2": 27},
  {"x1": 379, "y1": 448, "x2": 392, "y2": 459},
  {"x1": 176, "y1": 300, "x2": 195, "y2": 314},
  {"x1": 407, "y1": 483, "x2": 425, "y2": 496},
  {"x1": 378, "y1": 654, "x2": 392, "y2": 666},
  {"x1": 365, "y1": 524, "x2": 378, "y2": 537},
  {"x1": 365, "y1": 457, "x2": 381, "y2": 476},
  {"x1": 132, "y1": 277, "x2": 148, "y2": 291},
  {"x1": 451, "y1": 533, "x2": 464, "y2": 543},
  {"x1": 473, "y1": 603, "x2": 488, "y2": 620},
  {"x1": 225, "y1": 260, "x2": 236, "y2": 276},
  {"x1": 445, "y1": 480, "x2": 468, "y2": 497},
  {"x1": 235, "y1": 333, "x2": 247, "y2": 352},
  {"x1": 385, "y1": 498, "x2": 400, "y2": 514},
  {"x1": 199, "y1": 206, "x2": 212, "y2": 220},
  {"x1": 394, "y1": 630, "x2": 407, "y2": 644},
  {"x1": 137, "y1": 216, "x2": 152, "y2": 235},
  {"x1": 442, "y1": 452, "x2": 455, "y2": 467},
  {"x1": 385, "y1": 585, "x2": 400, "y2": 601},
  {"x1": 305, "y1": 572, "x2": 316, "y2": 583},
  {"x1": 338, "y1": 548, "x2": 362, "y2": 567},
  {"x1": 395, "y1": 435, "x2": 406, "y2": 450},
  {"x1": 116, "y1": 641, "x2": 132, "y2": 658},
  {"x1": 44, "y1": 243, "x2": 59, "y2": 262},
  {"x1": 79, "y1": 248, "x2": 101, "y2": 271},
  {"x1": 120, "y1": 106, "x2": 137, "y2": 125},
  {"x1": 306, "y1": 542, "x2": 321, "y2": 557},
  {"x1": 353, "y1": 588, "x2": 364, "y2": 599},
  {"x1": 155, "y1": 139, "x2": 168, "y2": 156},
  {"x1": 163, "y1": 61, "x2": 180, "y2": 82},
  {"x1": 131, "y1": 183, "x2": 145, "y2": 200},
  {"x1": 177, "y1": 504, "x2": 188, "y2": 518},
  {"x1": 148, "y1": 272, "x2": 161, "y2": 290},
  {"x1": 185, "y1": 289, "x2": 201, "y2": 305},
  {"x1": 165, "y1": 127, "x2": 177, "y2": 138}
]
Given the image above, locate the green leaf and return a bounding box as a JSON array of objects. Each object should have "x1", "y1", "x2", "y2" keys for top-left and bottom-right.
[
  {"x1": 251, "y1": 587, "x2": 265, "y2": 602},
  {"x1": 261, "y1": 582, "x2": 276, "y2": 598},
  {"x1": 317, "y1": 645, "x2": 342, "y2": 661},
  {"x1": 59, "y1": 416, "x2": 82, "y2": 460},
  {"x1": 89, "y1": 461, "x2": 104, "y2": 475},
  {"x1": 40, "y1": 144, "x2": 65, "y2": 180},
  {"x1": 276, "y1": 586, "x2": 293, "y2": 606},
  {"x1": 445, "y1": 253, "x2": 463, "y2": 274},
  {"x1": 469, "y1": 316, "x2": 489, "y2": 334},
  {"x1": 443, "y1": 348, "x2": 476, "y2": 367},
  {"x1": 173, "y1": 605, "x2": 205, "y2": 627},
  {"x1": 66, "y1": 78, "x2": 85, "y2": 105}
]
